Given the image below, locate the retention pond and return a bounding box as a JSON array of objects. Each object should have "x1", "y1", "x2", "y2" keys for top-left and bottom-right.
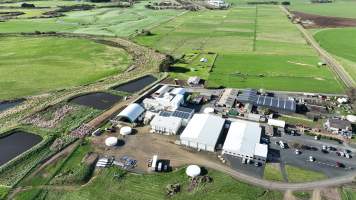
[
  {"x1": 0, "y1": 131, "x2": 42, "y2": 166},
  {"x1": 69, "y1": 92, "x2": 122, "y2": 110},
  {"x1": 0, "y1": 99, "x2": 25, "y2": 113},
  {"x1": 113, "y1": 75, "x2": 157, "y2": 93}
]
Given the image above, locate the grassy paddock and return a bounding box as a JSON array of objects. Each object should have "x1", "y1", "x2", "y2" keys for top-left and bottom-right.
[
  {"x1": 285, "y1": 165, "x2": 327, "y2": 183},
  {"x1": 134, "y1": 5, "x2": 343, "y2": 93},
  {"x1": 35, "y1": 167, "x2": 283, "y2": 200},
  {"x1": 0, "y1": 36, "x2": 131, "y2": 100},
  {"x1": 263, "y1": 163, "x2": 284, "y2": 182}
]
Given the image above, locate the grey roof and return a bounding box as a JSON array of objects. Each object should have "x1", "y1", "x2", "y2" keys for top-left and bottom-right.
[
  {"x1": 159, "y1": 107, "x2": 194, "y2": 120},
  {"x1": 329, "y1": 119, "x2": 352, "y2": 130},
  {"x1": 237, "y1": 89, "x2": 296, "y2": 112}
]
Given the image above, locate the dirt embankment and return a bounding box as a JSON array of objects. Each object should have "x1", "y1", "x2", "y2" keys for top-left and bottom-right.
[{"x1": 291, "y1": 11, "x2": 356, "y2": 29}]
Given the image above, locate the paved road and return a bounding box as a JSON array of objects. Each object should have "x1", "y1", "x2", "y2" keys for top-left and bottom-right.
[{"x1": 279, "y1": 6, "x2": 356, "y2": 89}]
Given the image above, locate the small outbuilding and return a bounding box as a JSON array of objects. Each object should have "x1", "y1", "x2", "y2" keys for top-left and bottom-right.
[{"x1": 150, "y1": 115, "x2": 182, "y2": 135}]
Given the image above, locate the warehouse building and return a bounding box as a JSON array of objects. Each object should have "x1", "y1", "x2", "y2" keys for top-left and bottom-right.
[
  {"x1": 222, "y1": 120, "x2": 268, "y2": 163},
  {"x1": 150, "y1": 115, "x2": 182, "y2": 135},
  {"x1": 143, "y1": 86, "x2": 186, "y2": 112},
  {"x1": 237, "y1": 89, "x2": 296, "y2": 113},
  {"x1": 180, "y1": 114, "x2": 225, "y2": 152}
]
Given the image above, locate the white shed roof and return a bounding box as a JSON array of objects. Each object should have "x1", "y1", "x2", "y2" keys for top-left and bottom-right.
[
  {"x1": 117, "y1": 103, "x2": 144, "y2": 123},
  {"x1": 150, "y1": 115, "x2": 182, "y2": 131},
  {"x1": 223, "y1": 119, "x2": 262, "y2": 158},
  {"x1": 170, "y1": 88, "x2": 186, "y2": 95},
  {"x1": 180, "y1": 114, "x2": 225, "y2": 147},
  {"x1": 254, "y1": 143, "x2": 268, "y2": 158}
]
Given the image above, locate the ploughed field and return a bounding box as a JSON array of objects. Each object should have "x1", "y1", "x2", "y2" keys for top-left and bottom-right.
[
  {"x1": 135, "y1": 5, "x2": 343, "y2": 93},
  {"x1": 0, "y1": 36, "x2": 131, "y2": 100}
]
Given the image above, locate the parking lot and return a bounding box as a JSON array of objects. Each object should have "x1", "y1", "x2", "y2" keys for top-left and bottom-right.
[{"x1": 269, "y1": 134, "x2": 356, "y2": 178}]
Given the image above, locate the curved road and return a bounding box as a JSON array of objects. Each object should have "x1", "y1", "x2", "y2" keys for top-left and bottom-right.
[{"x1": 197, "y1": 158, "x2": 356, "y2": 191}]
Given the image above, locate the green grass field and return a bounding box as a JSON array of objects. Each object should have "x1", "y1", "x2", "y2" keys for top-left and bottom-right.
[
  {"x1": 285, "y1": 165, "x2": 327, "y2": 183},
  {"x1": 263, "y1": 163, "x2": 284, "y2": 182},
  {"x1": 288, "y1": 0, "x2": 356, "y2": 19},
  {"x1": 0, "y1": 36, "x2": 130, "y2": 100},
  {"x1": 314, "y1": 28, "x2": 356, "y2": 82},
  {"x1": 0, "y1": 2, "x2": 183, "y2": 37},
  {"x1": 341, "y1": 187, "x2": 356, "y2": 200},
  {"x1": 32, "y1": 167, "x2": 283, "y2": 200},
  {"x1": 135, "y1": 5, "x2": 343, "y2": 93}
]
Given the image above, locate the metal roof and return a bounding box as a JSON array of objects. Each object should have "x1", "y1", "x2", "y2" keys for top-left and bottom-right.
[
  {"x1": 180, "y1": 114, "x2": 225, "y2": 147},
  {"x1": 223, "y1": 119, "x2": 265, "y2": 158},
  {"x1": 117, "y1": 103, "x2": 144, "y2": 123},
  {"x1": 237, "y1": 89, "x2": 296, "y2": 112}
]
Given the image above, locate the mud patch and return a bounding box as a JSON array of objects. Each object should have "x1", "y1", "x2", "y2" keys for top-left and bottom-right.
[
  {"x1": 113, "y1": 75, "x2": 157, "y2": 93},
  {"x1": 0, "y1": 131, "x2": 42, "y2": 166},
  {"x1": 69, "y1": 92, "x2": 122, "y2": 110},
  {"x1": 292, "y1": 11, "x2": 356, "y2": 28}
]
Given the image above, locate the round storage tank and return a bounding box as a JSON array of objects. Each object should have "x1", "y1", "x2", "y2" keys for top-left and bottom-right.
[
  {"x1": 186, "y1": 165, "x2": 201, "y2": 177},
  {"x1": 105, "y1": 137, "x2": 118, "y2": 147},
  {"x1": 120, "y1": 126, "x2": 132, "y2": 135},
  {"x1": 203, "y1": 107, "x2": 214, "y2": 114}
]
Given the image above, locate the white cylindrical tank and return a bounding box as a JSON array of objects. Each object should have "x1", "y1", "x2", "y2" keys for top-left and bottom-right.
[
  {"x1": 105, "y1": 137, "x2": 118, "y2": 146},
  {"x1": 120, "y1": 126, "x2": 132, "y2": 135},
  {"x1": 204, "y1": 107, "x2": 214, "y2": 114},
  {"x1": 186, "y1": 165, "x2": 201, "y2": 177}
]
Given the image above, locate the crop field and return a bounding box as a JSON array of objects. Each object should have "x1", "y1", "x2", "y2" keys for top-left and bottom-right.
[
  {"x1": 287, "y1": 0, "x2": 356, "y2": 19},
  {"x1": 314, "y1": 28, "x2": 356, "y2": 82},
  {"x1": 135, "y1": 5, "x2": 343, "y2": 93},
  {"x1": 0, "y1": 36, "x2": 131, "y2": 100},
  {"x1": 23, "y1": 167, "x2": 283, "y2": 200},
  {"x1": 0, "y1": 2, "x2": 183, "y2": 37}
]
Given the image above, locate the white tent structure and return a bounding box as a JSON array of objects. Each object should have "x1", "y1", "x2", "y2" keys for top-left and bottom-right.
[
  {"x1": 105, "y1": 137, "x2": 118, "y2": 147},
  {"x1": 186, "y1": 165, "x2": 201, "y2": 177},
  {"x1": 117, "y1": 103, "x2": 144, "y2": 123},
  {"x1": 222, "y1": 120, "x2": 267, "y2": 162},
  {"x1": 120, "y1": 126, "x2": 132, "y2": 135},
  {"x1": 180, "y1": 114, "x2": 225, "y2": 152}
]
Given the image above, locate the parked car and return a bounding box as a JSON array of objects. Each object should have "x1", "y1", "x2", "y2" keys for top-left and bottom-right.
[
  {"x1": 295, "y1": 149, "x2": 301, "y2": 155},
  {"x1": 336, "y1": 162, "x2": 345, "y2": 168},
  {"x1": 309, "y1": 156, "x2": 315, "y2": 162}
]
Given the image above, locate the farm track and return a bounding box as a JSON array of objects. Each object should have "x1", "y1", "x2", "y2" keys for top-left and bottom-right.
[{"x1": 280, "y1": 6, "x2": 356, "y2": 89}]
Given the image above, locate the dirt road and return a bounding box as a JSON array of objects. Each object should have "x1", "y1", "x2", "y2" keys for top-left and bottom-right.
[{"x1": 280, "y1": 6, "x2": 355, "y2": 89}]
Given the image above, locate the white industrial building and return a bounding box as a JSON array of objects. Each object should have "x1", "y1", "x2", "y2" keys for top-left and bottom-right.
[
  {"x1": 180, "y1": 114, "x2": 225, "y2": 152},
  {"x1": 150, "y1": 115, "x2": 182, "y2": 135},
  {"x1": 115, "y1": 103, "x2": 145, "y2": 124},
  {"x1": 222, "y1": 120, "x2": 268, "y2": 162},
  {"x1": 143, "y1": 86, "x2": 186, "y2": 112}
]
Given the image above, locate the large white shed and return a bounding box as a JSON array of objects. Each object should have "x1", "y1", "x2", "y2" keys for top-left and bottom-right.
[{"x1": 180, "y1": 114, "x2": 225, "y2": 152}]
